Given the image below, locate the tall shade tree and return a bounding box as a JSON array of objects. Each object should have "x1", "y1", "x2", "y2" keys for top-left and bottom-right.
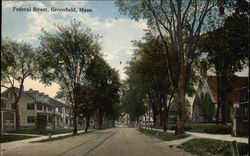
[
  {"x1": 85, "y1": 55, "x2": 121, "y2": 129},
  {"x1": 1, "y1": 39, "x2": 37, "y2": 130},
  {"x1": 37, "y1": 22, "x2": 101, "y2": 134},
  {"x1": 199, "y1": 0, "x2": 249, "y2": 124},
  {"x1": 116, "y1": 0, "x2": 220, "y2": 135}
]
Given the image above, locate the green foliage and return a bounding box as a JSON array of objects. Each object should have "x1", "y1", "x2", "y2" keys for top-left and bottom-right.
[
  {"x1": 185, "y1": 123, "x2": 215, "y2": 133},
  {"x1": 8, "y1": 128, "x2": 73, "y2": 135},
  {"x1": 200, "y1": 1, "x2": 249, "y2": 123},
  {"x1": 1, "y1": 39, "x2": 38, "y2": 85},
  {"x1": 170, "y1": 126, "x2": 192, "y2": 131},
  {"x1": 151, "y1": 123, "x2": 217, "y2": 133},
  {"x1": 122, "y1": 30, "x2": 171, "y2": 122},
  {"x1": 37, "y1": 22, "x2": 103, "y2": 133},
  {"x1": 138, "y1": 127, "x2": 190, "y2": 141},
  {"x1": 193, "y1": 92, "x2": 215, "y2": 121},
  {"x1": 84, "y1": 55, "x2": 121, "y2": 120},
  {"x1": 37, "y1": 22, "x2": 100, "y2": 87},
  {"x1": 204, "y1": 125, "x2": 232, "y2": 134},
  {"x1": 178, "y1": 138, "x2": 249, "y2": 156}
]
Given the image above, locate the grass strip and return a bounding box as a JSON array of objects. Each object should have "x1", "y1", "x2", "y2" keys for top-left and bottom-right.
[
  {"x1": 0, "y1": 134, "x2": 38, "y2": 143},
  {"x1": 138, "y1": 127, "x2": 190, "y2": 141},
  {"x1": 7, "y1": 128, "x2": 74, "y2": 135},
  {"x1": 177, "y1": 138, "x2": 249, "y2": 156}
]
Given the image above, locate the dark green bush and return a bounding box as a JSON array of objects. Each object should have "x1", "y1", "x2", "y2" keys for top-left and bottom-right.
[
  {"x1": 204, "y1": 125, "x2": 232, "y2": 134},
  {"x1": 138, "y1": 127, "x2": 190, "y2": 141}
]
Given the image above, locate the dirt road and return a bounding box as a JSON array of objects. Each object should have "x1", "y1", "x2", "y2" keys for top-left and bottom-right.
[{"x1": 2, "y1": 128, "x2": 191, "y2": 156}]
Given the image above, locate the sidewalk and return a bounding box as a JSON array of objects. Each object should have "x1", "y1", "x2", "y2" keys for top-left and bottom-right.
[
  {"x1": 0, "y1": 130, "x2": 87, "y2": 153},
  {"x1": 143, "y1": 127, "x2": 248, "y2": 144}
]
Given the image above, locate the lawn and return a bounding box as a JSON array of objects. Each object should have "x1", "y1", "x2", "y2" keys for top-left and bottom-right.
[
  {"x1": 138, "y1": 127, "x2": 190, "y2": 141},
  {"x1": 0, "y1": 134, "x2": 38, "y2": 143},
  {"x1": 150, "y1": 123, "x2": 230, "y2": 133},
  {"x1": 185, "y1": 123, "x2": 216, "y2": 133},
  {"x1": 7, "y1": 128, "x2": 73, "y2": 135},
  {"x1": 177, "y1": 138, "x2": 249, "y2": 156}
]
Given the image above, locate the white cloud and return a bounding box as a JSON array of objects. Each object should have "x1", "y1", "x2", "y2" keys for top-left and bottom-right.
[
  {"x1": 3, "y1": 1, "x2": 147, "y2": 81},
  {"x1": 104, "y1": 53, "x2": 115, "y2": 61}
]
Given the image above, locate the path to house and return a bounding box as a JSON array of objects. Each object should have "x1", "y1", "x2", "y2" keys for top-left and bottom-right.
[
  {"x1": 146, "y1": 127, "x2": 248, "y2": 144},
  {"x1": 1, "y1": 128, "x2": 191, "y2": 156}
]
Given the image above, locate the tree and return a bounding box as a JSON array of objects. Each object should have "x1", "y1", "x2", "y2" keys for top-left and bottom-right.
[
  {"x1": 78, "y1": 85, "x2": 97, "y2": 132},
  {"x1": 116, "y1": 0, "x2": 219, "y2": 135},
  {"x1": 122, "y1": 31, "x2": 175, "y2": 130},
  {"x1": 37, "y1": 22, "x2": 101, "y2": 134},
  {"x1": 1, "y1": 39, "x2": 37, "y2": 130},
  {"x1": 193, "y1": 92, "x2": 215, "y2": 122},
  {"x1": 200, "y1": 0, "x2": 249, "y2": 124},
  {"x1": 85, "y1": 55, "x2": 121, "y2": 129}
]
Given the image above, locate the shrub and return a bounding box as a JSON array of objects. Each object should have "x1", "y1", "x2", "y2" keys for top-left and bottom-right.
[
  {"x1": 204, "y1": 125, "x2": 232, "y2": 134},
  {"x1": 138, "y1": 127, "x2": 190, "y2": 141}
]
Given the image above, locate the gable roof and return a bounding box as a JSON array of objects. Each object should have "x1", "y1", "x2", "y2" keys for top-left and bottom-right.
[
  {"x1": 206, "y1": 76, "x2": 248, "y2": 104},
  {"x1": 2, "y1": 87, "x2": 69, "y2": 107},
  {"x1": 1, "y1": 87, "x2": 36, "y2": 101}
]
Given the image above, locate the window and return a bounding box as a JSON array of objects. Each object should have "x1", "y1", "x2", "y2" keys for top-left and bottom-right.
[
  {"x1": 7, "y1": 92, "x2": 12, "y2": 99},
  {"x1": 48, "y1": 107, "x2": 53, "y2": 111},
  {"x1": 48, "y1": 116, "x2": 53, "y2": 123},
  {"x1": 27, "y1": 116, "x2": 36, "y2": 123},
  {"x1": 27, "y1": 103, "x2": 34, "y2": 110},
  {"x1": 37, "y1": 104, "x2": 43, "y2": 110},
  {"x1": 11, "y1": 103, "x2": 15, "y2": 109},
  {"x1": 1, "y1": 101, "x2": 6, "y2": 108},
  {"x1": 58, "y1": 107, "x2": 62, "y2": 113}
]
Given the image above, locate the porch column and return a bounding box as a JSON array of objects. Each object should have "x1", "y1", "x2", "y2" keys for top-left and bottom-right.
[
  {"x1": 13, "y1": 111, "x2": 16, "y2": 130},
  {"x1": 1, "y1": 111, "x2": 3, "y2": 131}
]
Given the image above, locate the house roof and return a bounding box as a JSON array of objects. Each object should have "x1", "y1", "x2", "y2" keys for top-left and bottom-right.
[
  {"x1": 2, "y1": 87, "x2": 69, "y2": 107},
  {"x1": 47, "y1": 97, "x2": 70, "y2": 107},
  {"x1": 1, "y1": 87, "x2": 36, "y2": 101},
  {"x1": 206, "y1": 76, "x2": 248, "y2": 103}
]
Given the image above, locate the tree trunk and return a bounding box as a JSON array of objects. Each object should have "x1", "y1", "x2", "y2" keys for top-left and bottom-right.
[
  {"x1": 175, "y1": 85, "x2": 185, "y2": 135},
  {"x1": 221, "y1": 100, "x2": 227, "y2": 124},
  {"x1": 160, "y1": 104, "x2": 163, "y2": 127},
  {"x1": 14, "y1": 84, "x2": 24, "y2": 131},
  {"x1": 15, "y1": 103, "x2": 20, "y2": 131},
  {"x1": 73, "y1": 107, "x2": 77, "y2": 134},
  {"x1": 216, "y1": 75, "x2": 221, "y2": 125},
  {"x1": 162, "y1": 97, "x2": 167, "y2": 132},
  {"x1": 98, "y1": 109, "x2": 103, "y2": 129},
  {"x1": 85, "y1": 116, "x2": 90, "y2": 133}
]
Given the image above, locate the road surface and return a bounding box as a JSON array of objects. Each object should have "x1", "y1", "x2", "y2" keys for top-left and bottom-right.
[{"x1": 2, "y1": 127, "x2": 191, "y2": 156}]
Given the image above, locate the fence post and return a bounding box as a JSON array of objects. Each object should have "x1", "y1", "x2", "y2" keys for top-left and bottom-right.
[{"x1": 230, "y1": 140, "x2": 239, "y2": 156}]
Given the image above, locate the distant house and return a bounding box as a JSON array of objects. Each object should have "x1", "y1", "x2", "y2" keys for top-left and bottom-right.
[
  {"x1": 168, "y1": 99, "x2": 191, "y2": 124},
  {"x1": 192, "y1": 79, "x2": 215, "y2": 123},
  {"x1": 1, "y1": 95, "x2": 15, "y2": 131},
  {"x1": 1, "y1": 88, "x2": 72, "y2": 131},
  {"x1": 192, "y1": 76, "x2": 248, "y2": 124},
  {"x1": 147, "y1": 98, "x2": 191, "y2": 126}
]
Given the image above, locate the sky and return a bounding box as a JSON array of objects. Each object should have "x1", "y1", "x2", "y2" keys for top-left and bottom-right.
[
  {"x1": 2, "y1": 1, "x2": 248, "y2": 98},
  {"x1": 2, "y1": 0, "x2": 148, "y2": 98}
]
